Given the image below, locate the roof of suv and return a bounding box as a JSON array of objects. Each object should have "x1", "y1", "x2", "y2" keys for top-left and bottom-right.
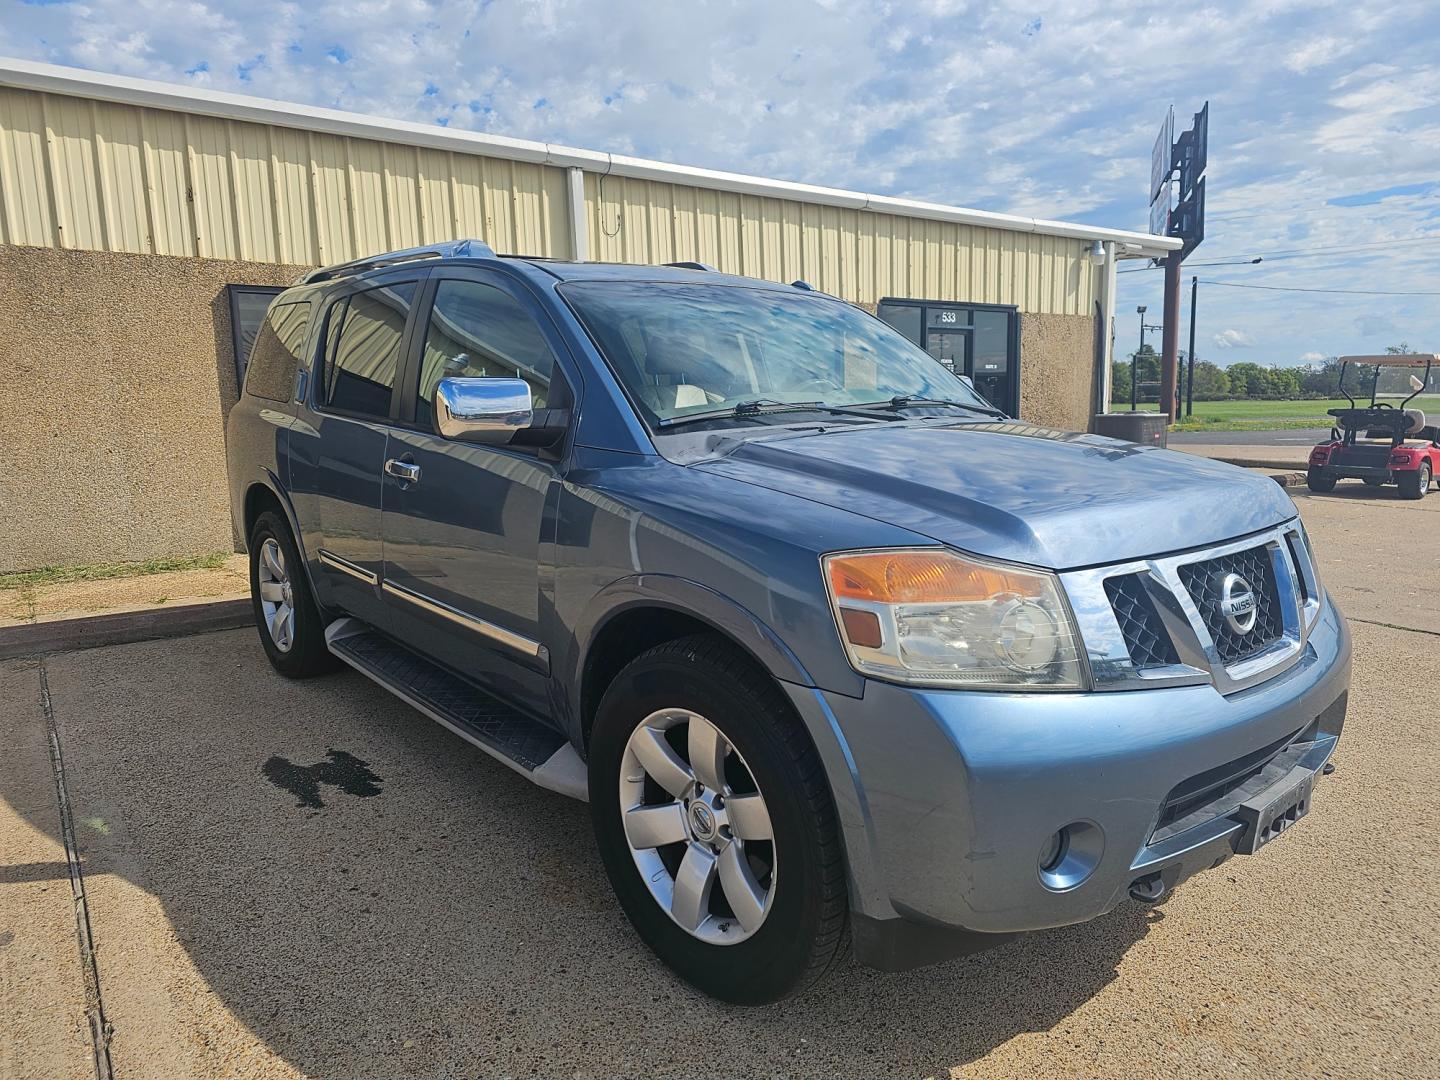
[{"x1": 291, "y1": 240, "x2": 814, "y2": 295}]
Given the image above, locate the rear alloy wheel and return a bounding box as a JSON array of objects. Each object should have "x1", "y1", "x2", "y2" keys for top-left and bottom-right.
[
  {"x1": 590, "y1": 634, "x2": 847, "y2": 1004},
  {"x1": 248, "y1": 510, "x2": 338, "y2": 678},
  {"x1": 1307, "y1": 467, "x2": 1337, "y2": 493},
  {"x1": 1398, "y1": 462, "x2": 1431, "y2": 500}
]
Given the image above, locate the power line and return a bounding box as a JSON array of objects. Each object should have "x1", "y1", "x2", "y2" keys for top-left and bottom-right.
[
  {"x1": 1198, "y1": 279, "x2": 1440, "y2": 297},
  {"x1": 1117, "y1": 234, "x2": 1440, "y2": 273}
]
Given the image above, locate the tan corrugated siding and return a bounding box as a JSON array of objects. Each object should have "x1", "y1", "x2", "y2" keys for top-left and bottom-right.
[
  {"x1": 583, "y1": 173, "x2": 1094, "y2": 314},
  {"x1": 0, "y1": 84, "x2": 574, "y2": 269},
  {"x1": 0, "y1": 83, "x2": 1096, "y2": 314}
]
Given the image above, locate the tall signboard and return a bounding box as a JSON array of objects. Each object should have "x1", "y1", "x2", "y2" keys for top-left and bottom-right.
[
  {"x1": 1144, "y1": 102, "x2": 1209, "y2": 423},
  {"x1": 1147, "y1": 102, "x2": 1207, "y2": 256},
  {"x1": 1148, "y1": 106, "x2": 1174, "y2": 236}
]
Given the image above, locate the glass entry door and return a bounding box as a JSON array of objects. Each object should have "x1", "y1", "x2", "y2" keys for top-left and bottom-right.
[
  {"x1": 925, "y1": 329, "x2": 970, "y2": 375},
  {"x1": 876, "y1": 298, "x2": 1019, "y2": 416}
]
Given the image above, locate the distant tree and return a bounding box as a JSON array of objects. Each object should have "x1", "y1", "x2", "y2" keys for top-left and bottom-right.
[
  {"x1": 1226, "y1": 361, "x2": 1268, "y2": 398},
  {"x1": 1189, "y1": 361, "x2": 1230, "y2": 399},
  {"x1": 1301, "y1": 358, "x2": 1342, "y2": 397},
  {"x1": 1111, "y1": 360, "x2": 1131, "y2": 403},
  {"x1": 1268, "y1": 367, "x2": 1303, "y2": 398}
]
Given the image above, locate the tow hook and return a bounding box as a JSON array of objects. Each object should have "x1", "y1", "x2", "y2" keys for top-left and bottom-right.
[{"x1": 1129, "y1": 873, "x2": 1167, "y2": 904}]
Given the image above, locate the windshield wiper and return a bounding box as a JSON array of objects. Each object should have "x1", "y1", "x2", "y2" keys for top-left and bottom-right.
[
  {"x1": 864, "y1": 395, "x2": 1008, "y2": 419},
  {"x1": 656, "y1": 398, "x2": 895, "y2": 429}
]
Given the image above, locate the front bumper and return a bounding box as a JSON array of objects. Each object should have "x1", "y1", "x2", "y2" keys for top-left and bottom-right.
[{"x1": 786, "y1": 596, "x2": 1350, "y2": 967}]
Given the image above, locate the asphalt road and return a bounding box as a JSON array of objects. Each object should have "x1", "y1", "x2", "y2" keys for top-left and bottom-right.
[
  {"x1": 1169, "y1": 428, "x2": 1331, "y2": 446},
  {"x1": 4, "y1": 486, "x2": 1438, "y2": 1078}
]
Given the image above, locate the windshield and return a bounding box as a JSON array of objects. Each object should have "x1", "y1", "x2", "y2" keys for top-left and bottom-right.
[{"x1": 560, "y1": 281, "x2": 994, "y2": 427}]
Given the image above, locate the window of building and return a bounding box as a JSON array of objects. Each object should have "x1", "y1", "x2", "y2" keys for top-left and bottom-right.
[
  {"x1": 323, "y1": 282, "x2": 417, "y2": 419},
  {"x1": 227, "y1": 284, "x2": 286, "y2": 387},
  {"x1": 415, "y1": 279, "x2": 555, "y2": 430},
  {"x1": 243, "y1": 301, "x2": 312, "y2": 402}
]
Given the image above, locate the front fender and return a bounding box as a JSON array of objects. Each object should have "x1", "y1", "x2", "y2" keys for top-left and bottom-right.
[{"x1": 566, "y1": 575, "x2": 822, "y2": 721}]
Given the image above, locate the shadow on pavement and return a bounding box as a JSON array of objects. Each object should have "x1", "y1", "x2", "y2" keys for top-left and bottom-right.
[{"x1": 13, "y1": 630, "x2": 1158, "y2": 1077}]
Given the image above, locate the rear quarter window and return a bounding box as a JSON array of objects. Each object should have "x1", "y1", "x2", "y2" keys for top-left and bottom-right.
[{"x1": 244, "y1": 301, "x2": 312, "y2": 403}]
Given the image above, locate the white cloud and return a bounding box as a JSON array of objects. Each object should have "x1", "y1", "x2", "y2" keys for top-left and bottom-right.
[
  {"x1": 1299, "y1": 351, "x2": 1328, "y2": 363},
  {"x1": 0, "y1": 0, "x2": 1436, "y2": 366},
  {"x1": 1214, "y1": 329, "x2": 1256, "y2": 349}
]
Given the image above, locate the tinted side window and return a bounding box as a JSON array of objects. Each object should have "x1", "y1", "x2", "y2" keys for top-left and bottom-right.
[
  {"x1": 244, "y1": 301, "x2": 311, "y2": 402},
  {"x1": 416, "y1": 279, "x2": 554, "y2": 430},
  {"x1": 324, "y1": 282, "x2": 417, "y2": 419}
]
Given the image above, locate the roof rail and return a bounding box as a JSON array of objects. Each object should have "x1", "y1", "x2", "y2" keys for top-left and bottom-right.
[
  {"x1": 302, "y1": 239, "x2": 496, "y2": 284},
  {"x1": 664, "y1": 261, "x2": 717, "y2": 272}
]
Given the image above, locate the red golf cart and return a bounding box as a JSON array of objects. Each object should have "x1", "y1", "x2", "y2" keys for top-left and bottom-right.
[{"x1": 1307, "y1": 353, "x2": 1440, "y2": 499}]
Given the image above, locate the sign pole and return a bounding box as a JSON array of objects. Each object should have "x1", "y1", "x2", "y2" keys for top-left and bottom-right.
[
  {"x1": 1186, "y1": 276, "x2": 1198, "y2": 417},
  {"x1": 1160, "y1": 257, "x2": 1182, "y2": 422}
]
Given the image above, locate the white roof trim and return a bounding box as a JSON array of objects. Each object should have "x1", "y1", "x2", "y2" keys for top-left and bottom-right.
[{"x1": 0, "y1": 57, "x2": 1181, "y2": 256}]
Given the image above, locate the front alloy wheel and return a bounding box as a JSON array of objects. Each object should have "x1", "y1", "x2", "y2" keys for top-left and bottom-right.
[
  {"x1": 590, "y1": 634, "x2": 848, "y2": 1004},
  {"x1": 620, "y1": 709, "x2": 776, "y2": 945}
]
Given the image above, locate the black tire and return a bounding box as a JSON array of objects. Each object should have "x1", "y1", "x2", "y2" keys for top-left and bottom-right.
[
  {"x1": 247, "y1": 510, "x2": 338, "y2": 678},
  {"x1": 1306, "y1": 467, "x2": 1337, "y2": 493},
  {"x1": 1398, "y1": 462, "x2": 1431, "y2": 500},
  {"x1": 589, "y1": 634, "x2": 847, "y2": 1004},
  {"x1": 1363, "y1": 477, "x2": 1387, "y2": 488}
]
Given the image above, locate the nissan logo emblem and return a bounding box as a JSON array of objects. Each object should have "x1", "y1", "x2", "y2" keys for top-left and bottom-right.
[{"x1": 1218, "y1": 573, "x2": 1258, "y2": 635}]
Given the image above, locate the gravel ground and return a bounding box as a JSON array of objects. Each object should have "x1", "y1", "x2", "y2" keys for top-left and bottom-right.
[{"x1": 3, "y1": 489, "x2": 1437, "y2": 1078}]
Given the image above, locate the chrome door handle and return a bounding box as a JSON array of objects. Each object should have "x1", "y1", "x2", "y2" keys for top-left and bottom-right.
[{"x1": 384, "y1": 458, "x2": 421, "y2": 483}]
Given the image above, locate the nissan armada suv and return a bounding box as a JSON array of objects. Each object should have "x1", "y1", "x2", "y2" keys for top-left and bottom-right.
[{"x1": 227, "y1": 240, "x2": 1350, "y2": 1003}]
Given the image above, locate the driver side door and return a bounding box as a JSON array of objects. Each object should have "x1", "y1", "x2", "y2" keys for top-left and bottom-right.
[{"x1": 379, "y1": 269, "x2": 573, "y2": 717}]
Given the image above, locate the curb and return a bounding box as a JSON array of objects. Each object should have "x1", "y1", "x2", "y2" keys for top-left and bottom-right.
[
  {"x1": 1207, "y1": 456, "x2": 1308, "y2": 472},
  {"x1": 0, "y1": 598, "x2": 251, "y2": 660},
  {"x1": 1266, "y1": 471, "x2": 1308, "y2": 490}
]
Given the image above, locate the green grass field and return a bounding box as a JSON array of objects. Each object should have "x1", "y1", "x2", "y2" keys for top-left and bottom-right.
[{"x1": 1129, "y1": 397, "x2": 1440, "y2": 432}]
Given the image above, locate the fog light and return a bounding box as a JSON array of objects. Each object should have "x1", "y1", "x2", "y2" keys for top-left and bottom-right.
[
  {"x1": 1038, "y1": 821, "x2": 1104, "y2": 891},
  {"x1": 1039, "y1": 829, "x2": 1067, "y2": 873}
]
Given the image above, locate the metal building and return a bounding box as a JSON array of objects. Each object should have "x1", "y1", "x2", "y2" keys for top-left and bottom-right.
[{"x1": 0, "y1": 57, "x2": 1178, "y2": 571}]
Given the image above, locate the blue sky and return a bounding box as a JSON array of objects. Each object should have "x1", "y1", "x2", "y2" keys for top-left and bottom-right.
[{"x1": 5, "y1": 0, "x2": 1438, "y2": 368}]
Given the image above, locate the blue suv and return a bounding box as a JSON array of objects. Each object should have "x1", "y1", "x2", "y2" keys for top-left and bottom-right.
[{"x1": 226, "y1": 240, "x2": 1350, "y2": 1003}]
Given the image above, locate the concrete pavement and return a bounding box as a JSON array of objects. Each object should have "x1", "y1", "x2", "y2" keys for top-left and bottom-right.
[{"x1": 3, "y1": 488, "x2": 1438, "y2": 1078}]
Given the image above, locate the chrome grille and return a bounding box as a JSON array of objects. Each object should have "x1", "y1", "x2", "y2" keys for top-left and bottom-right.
[
  {"x1": 1103, "y1": 574, "x2": 1178, "y2": 669},
  {"x1": 1177, "y1": 545, "x2": 1283, "y2": 664},
  {"x1": 1060, "y1": 523, "x2": 1314, "y2": 696}
]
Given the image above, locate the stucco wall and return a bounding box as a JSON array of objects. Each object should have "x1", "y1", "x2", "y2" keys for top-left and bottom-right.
[
  {"x1": 1018, "y1": 312, "x2": 1097, "y2": 431},
  {"x1": 0, "y1": 245, "x2": 310, "y2": 572}
]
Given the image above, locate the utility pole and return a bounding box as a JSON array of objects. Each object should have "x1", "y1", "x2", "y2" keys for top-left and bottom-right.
[
  {"x1": 1186, "y1": 275, "x2": 1198, "y2": 416},
  {"x1": 1160, "y1": 256, "x2": 1182, "y2": 422},
  {"x1": 1134, "y1": 306, "x2": 1146, "y2": 411}
]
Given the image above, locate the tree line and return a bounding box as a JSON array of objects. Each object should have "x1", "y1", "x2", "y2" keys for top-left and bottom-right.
[{"x1": 1112, "y1": 343, "x2": 1427, "y2": 402}]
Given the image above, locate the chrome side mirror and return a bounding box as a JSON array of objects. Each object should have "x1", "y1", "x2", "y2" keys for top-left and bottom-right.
[{"x1": 434, "y1": 377, "x2": 534, "y2": 444}]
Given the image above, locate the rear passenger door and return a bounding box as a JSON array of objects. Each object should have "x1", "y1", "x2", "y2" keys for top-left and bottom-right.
[
  {"x1": 288, "y1": 275, "x2": 421, "y2": 628},
  {"x1": 380, "y1": 269, "x2": 572, "y2": 715}
]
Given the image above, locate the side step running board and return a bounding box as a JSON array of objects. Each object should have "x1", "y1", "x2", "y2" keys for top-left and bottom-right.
[{"x1": 325, "y1": 618, "x2": 588, "y2": 801}]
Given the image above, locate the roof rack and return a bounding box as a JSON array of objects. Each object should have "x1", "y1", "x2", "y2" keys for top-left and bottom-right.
[
  {"x1": 302, "y1": 239, "x2": 496, "y2": 284},
  {"x1": 664, "y1": 261, "x2": 717, "y2": 271}
]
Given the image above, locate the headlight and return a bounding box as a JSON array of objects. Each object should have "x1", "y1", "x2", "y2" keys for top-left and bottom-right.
[
  {"x1": 1288, "y1": 520, "x2": 1325, "y2": 626},
  {"x1": 823, "y1": 548, "x2": 1085, "y2": 690}
]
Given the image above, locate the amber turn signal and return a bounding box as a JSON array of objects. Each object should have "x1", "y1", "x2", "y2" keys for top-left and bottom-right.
[{"x1": 827, "y1": 549, "x2": 1043, "y2": 604}]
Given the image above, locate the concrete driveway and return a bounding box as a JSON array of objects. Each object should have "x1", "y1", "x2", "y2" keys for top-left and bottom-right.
[{"x1": 4, "y1": 487, "x2": 1438, "y2": 1079}]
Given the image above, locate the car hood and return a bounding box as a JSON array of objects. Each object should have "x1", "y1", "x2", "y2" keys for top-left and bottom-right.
[{"x1": 692, "y1": 420, "x2": 1297, "y2": 570}]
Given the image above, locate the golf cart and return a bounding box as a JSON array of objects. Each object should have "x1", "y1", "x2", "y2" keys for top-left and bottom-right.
[{"x1": 1307, "y1": 353, "x2": 1440, "y2": 499}]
